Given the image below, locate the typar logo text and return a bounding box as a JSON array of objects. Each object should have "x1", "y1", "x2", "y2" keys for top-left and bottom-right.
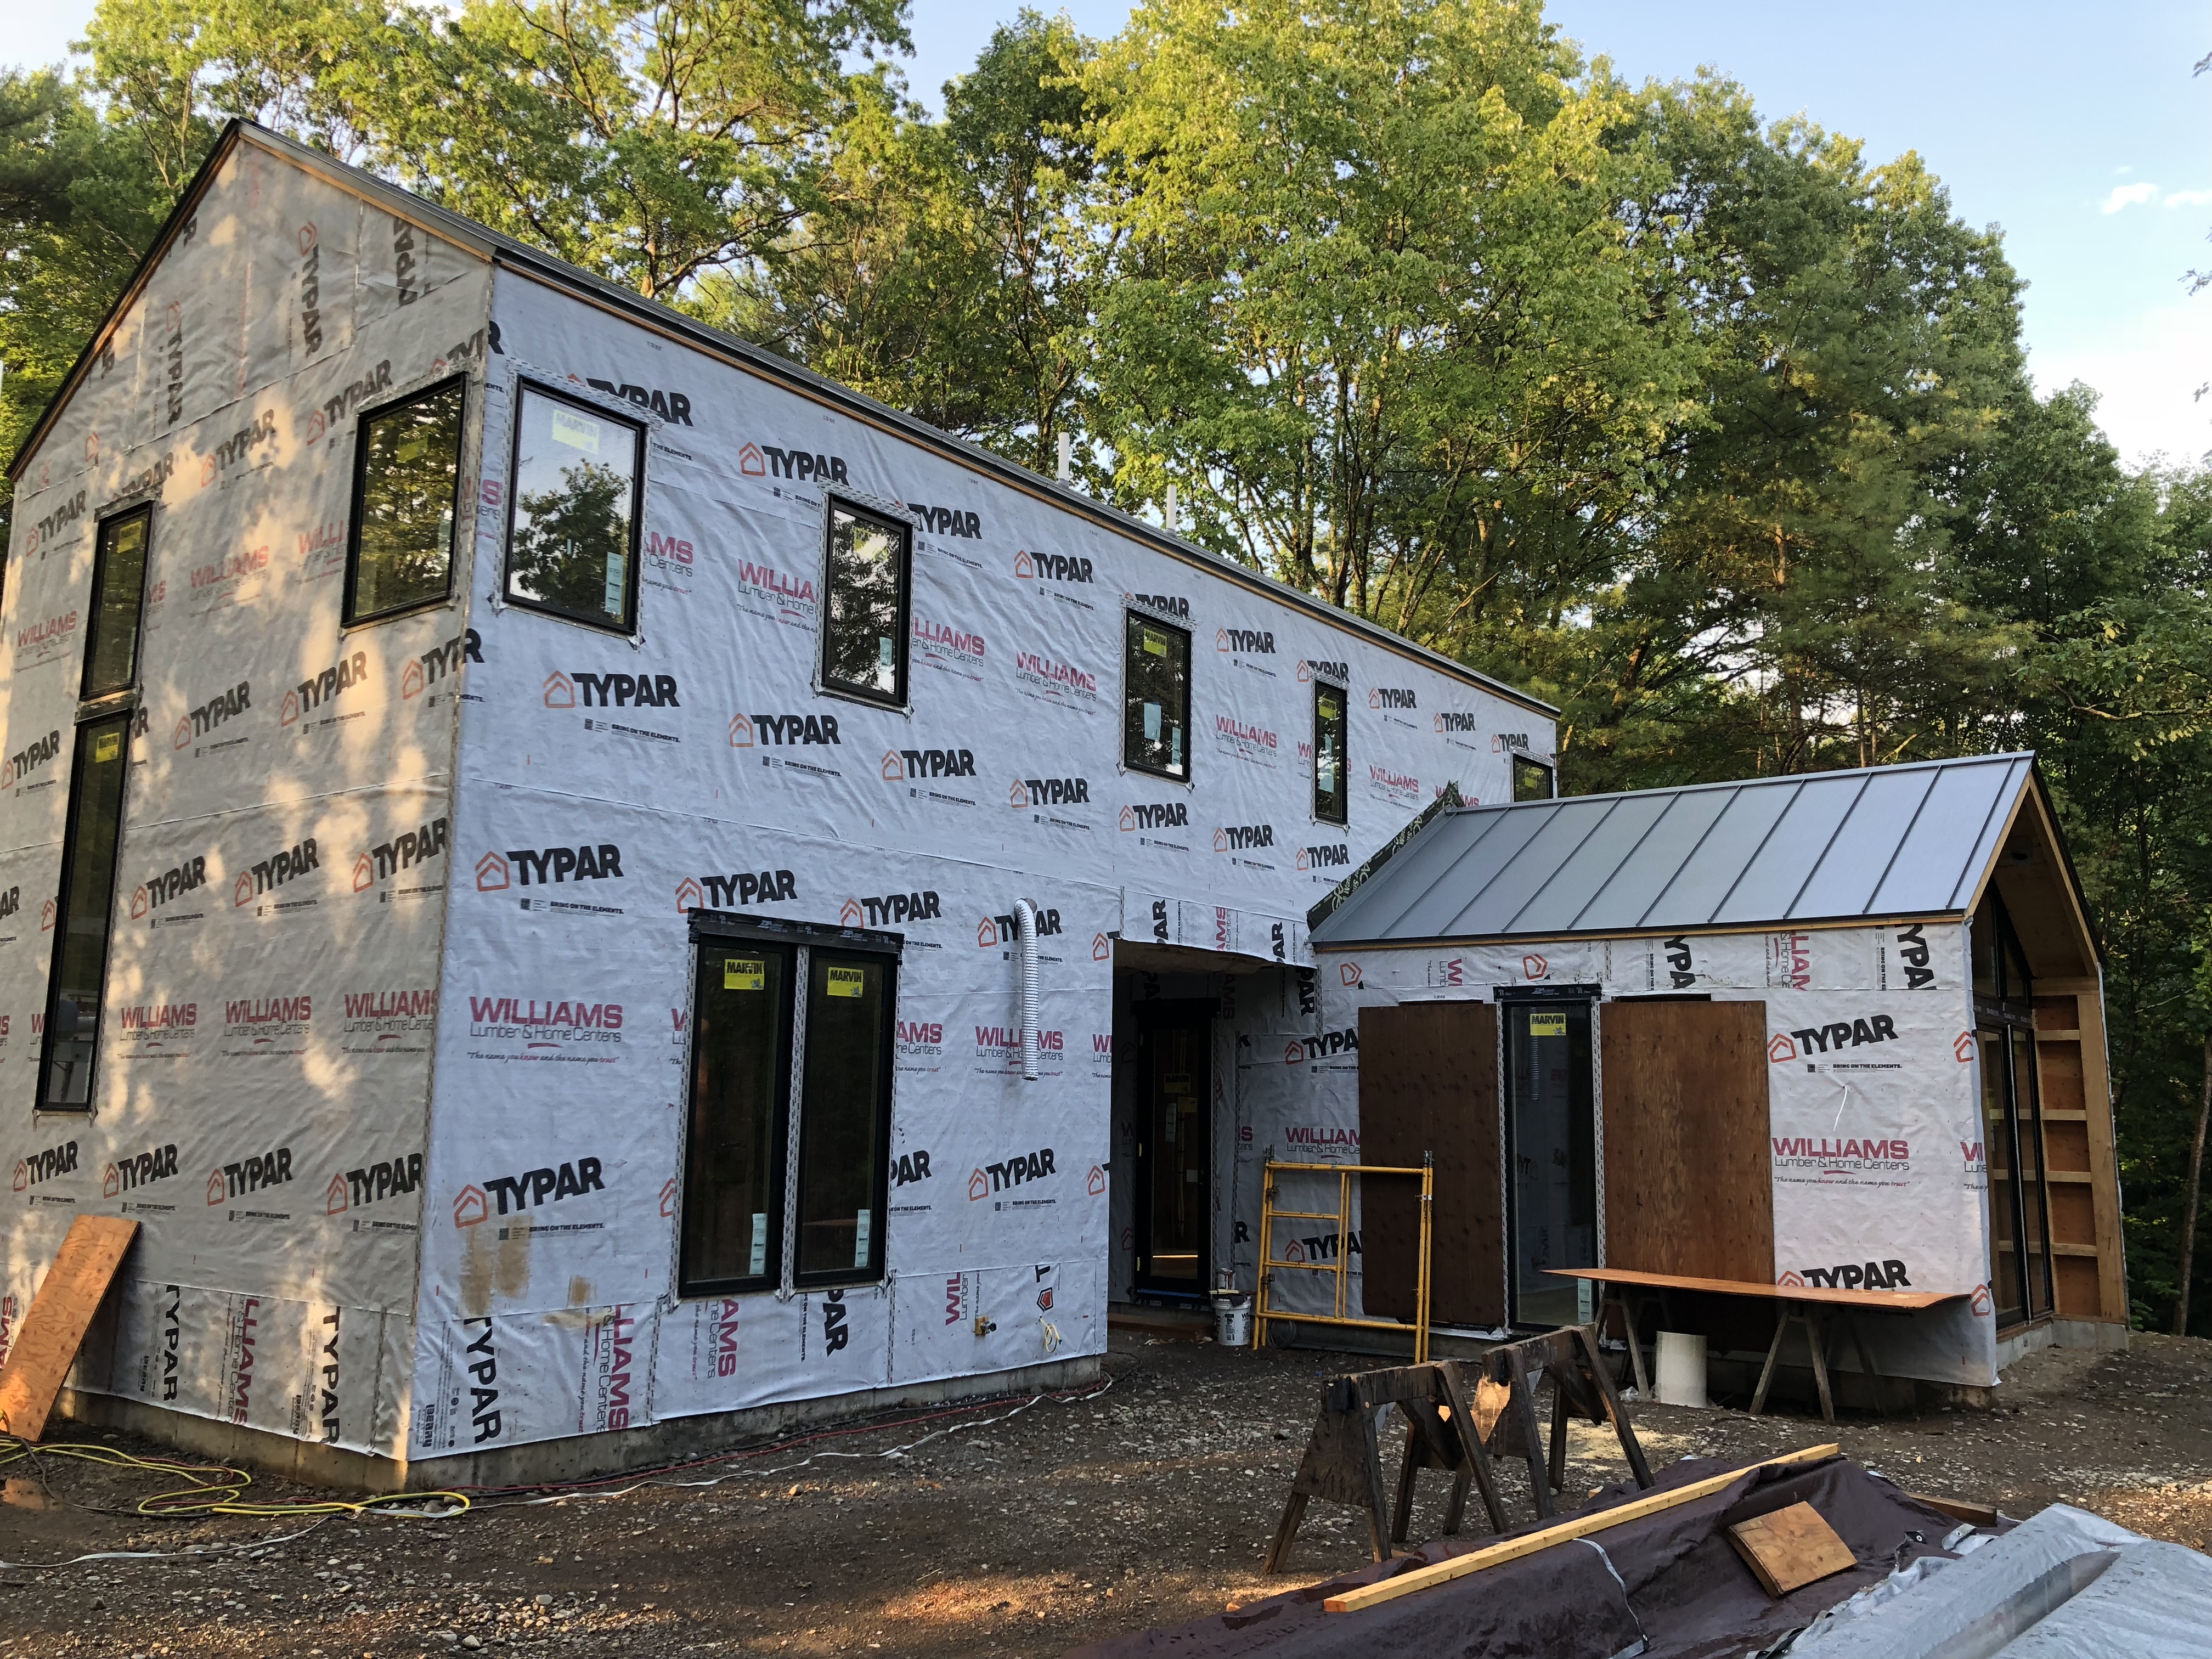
[{"x1": 452, "y1": 1157, "x2": 606, "y2": 1226}]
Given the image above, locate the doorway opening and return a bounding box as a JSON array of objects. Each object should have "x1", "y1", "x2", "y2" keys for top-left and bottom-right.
[
  {"x1": 1129, "y1": 998, "x2": 1215, "y2": 1302},
  {"x1": 1501, "y1": 990, "x2": 1598, "y2": 1327}
]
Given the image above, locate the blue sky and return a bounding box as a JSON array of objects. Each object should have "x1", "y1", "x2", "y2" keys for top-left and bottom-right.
[{"x1": 15, "y1": 0, "x2": 2208, "y2": 465}]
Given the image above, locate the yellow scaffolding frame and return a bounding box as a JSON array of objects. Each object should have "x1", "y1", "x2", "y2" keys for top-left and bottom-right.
[{"x1": 1255, "y1": 1155, "x2": 1433, "y2": 1363}]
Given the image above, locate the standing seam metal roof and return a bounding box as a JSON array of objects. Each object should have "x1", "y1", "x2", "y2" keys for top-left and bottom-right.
[{"x1": 1307, "y1": 753, "x2": 2038, "y2": 946}]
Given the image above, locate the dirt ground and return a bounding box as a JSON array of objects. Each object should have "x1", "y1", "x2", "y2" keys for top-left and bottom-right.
[{"x1": 4, "y1": 1325, "x2": 2211, "y2": 1658}]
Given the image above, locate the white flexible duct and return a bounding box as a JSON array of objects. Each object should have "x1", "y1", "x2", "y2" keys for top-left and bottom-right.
[{"x1": 1014, "y1": 898, "x2": 1040, "y2": 1081}]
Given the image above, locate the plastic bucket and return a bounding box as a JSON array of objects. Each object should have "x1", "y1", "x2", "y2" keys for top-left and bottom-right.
[
  {"x1": 1212, "y1": 1292, "x2": 1254, "y2": 1348},
  {"x1": 1654, "y1": 1330, "x2": 1709, "y2": 1407}
]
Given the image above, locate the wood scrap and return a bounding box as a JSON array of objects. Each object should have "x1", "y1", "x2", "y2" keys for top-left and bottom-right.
[
  {"x1": 1322, "y1": 1443, "x2": 1840, "y2": 1614},
  {"x1": 0, "y1": 1215, "x2": 138, "y2": 1441},
  {"x1": 1727, "y1": 1500, "x2": 1856, "y2": 1596},
  {"x1": 1906, "y1": 1492, "x2": 2001, "y2": 1527}
]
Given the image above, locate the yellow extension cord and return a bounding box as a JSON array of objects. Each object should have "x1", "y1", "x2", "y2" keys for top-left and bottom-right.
[{"x1": 0, "y1": 1433, "x2": 469, "y2": 1520}]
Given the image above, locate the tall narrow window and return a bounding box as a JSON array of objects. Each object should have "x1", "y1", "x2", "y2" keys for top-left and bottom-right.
[
  {"x1": 1313, "y1": 679, "x2": 1347, "y2": 824},
  {"x1": 680, "y1": 916, "x2": 899, "y2": 1298},
  {"x1": 794, "y1": 950, "x2": 895, "y2": 1284},
  {"x1": 680, "y1": 940, "x2": 794, "y2": 1296},
  {"x1": 347, "y1": 376, "x2": 466, "y2": 624},
  {"x1": 81, "y1": 508, "x2": 150, "y2": 700},
  {"x1": 1124, "y1": 611, "x2": 1192, "y2": 780},
  {"x1": 821, "y1": 501, "x2": 910, "y2": 704},
  {"x1": 40, "y1": 715, "x2": 133, "y2": 1110},
  {"x1": 503, "y1": 383, "x2": 644, "y2": 633},
  {"x1": 1513, "y1": 755, "x2": 1556, "y2": 802}
]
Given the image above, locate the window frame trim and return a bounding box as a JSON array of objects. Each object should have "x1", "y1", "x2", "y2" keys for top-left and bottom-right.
[
  {"x1": 341, "y1": 371, "x2": 470, "y2": 629},
  {"x1": 815, "y1": 493, "x2": 915, "y2": 711},
  {"x1": 1120, "y1": 603, "x2": 1196, "y2": 786},
  {"x1": 1310, "y1": 672, "x2": 1350, "y2": 827},
  {"x1": 36, "y1": 710, "x2": 137, "y2": 1116},
  {"x1": 499, "y1": 376, "x2": 647, "y2": 636},
  {"x1": 789, "y1": 945, "x2": 900, "y2": 1291},
  {"x1": 78, "y1": 503, "x2": 154, "y2": 704},
  {"x1": 675, "y1": 934, "x2": 798, "y2": 1300}
]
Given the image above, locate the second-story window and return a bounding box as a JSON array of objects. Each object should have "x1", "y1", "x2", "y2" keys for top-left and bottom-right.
[
  {"x1": 347, "y1": 376, "x2": 466, "y2": 624},
  {"x1": 504, "y1": 382, "x2": 644, "y2": 633},
  {"x1": 81, "y1": 506, "x2": 150, "y2": 701},
  {"x1": 1124, "y1": 611, "x2": 1192, "y2": 780},
  {"x1": 1313, "y1": 678, "x2": 1348, "y2": 824},
  {"x1": 1513, "y1": 755, "x2": 1556, "y2": 801},
  {"x1": 821, "y1": 500, "x2": 910, "y2": 705}
]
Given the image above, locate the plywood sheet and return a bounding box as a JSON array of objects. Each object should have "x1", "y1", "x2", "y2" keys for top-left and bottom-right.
[
  {"x1": 1728, "y1": 1500, "x2": 1855, "y2": 1596},
  {"x1": 1599, "y1": 1001, "x2": 1773, "y2": 1283},
  {"x1": 1359, "y1": 1001, "x2": 1502, "y2": 1327},
  {"x1": 0, "y1": 1215, "x2": 138, "y2": 1441}
]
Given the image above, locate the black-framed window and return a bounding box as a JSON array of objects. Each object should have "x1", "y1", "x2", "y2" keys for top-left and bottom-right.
[
  {"x1": 346, "y1": 375, "x2": 466, "y2": 624},
  {"x1": 503, "y1": 381, "x2": 644, "y2": 633},
  {"x1": 1513, "y1": 755, "x2": 1555, "y2": 802},
  {"x1": 1123, "y1": 610, "x2": 1192, "y2": 780},
  {"x1": 680, "y1": 914, "x2": 898, "y2": 1298},
  {"x1": 680, "y1": 939, "x2": 796, "y2": 1296},
  {"x1": 1313, "y1": 678, "x2": 1347, "y2": 824},
  {"x1": 793, "y1": 949, "x2": 896, "y2": 1285},
  {"x1": 39, "y1": 715, "x2": 133, "y2": 1111},
  {"x1": 821, "y1": 500, "x2": 911, "y2": 705},
  {"x1": 81, "y1": 507, "x2": 151, "y2": 700}
]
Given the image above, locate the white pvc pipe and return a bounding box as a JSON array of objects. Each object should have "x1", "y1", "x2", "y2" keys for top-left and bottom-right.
[{"x1": 1014, "y1": 898, "x2": 1040, "y2": 1081}]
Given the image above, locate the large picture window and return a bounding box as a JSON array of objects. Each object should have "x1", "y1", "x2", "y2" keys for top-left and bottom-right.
[
  {"x1": 680, "y1": 917, "x2": 898, "y2": 1298},
  {"x1": 347, "y1": 376, "x2": 466, "y2": 624},
  {"x1": 40, "y1": 715, "x2": 133, "y2": 1111},
  {"x1": 1313, "y1": 678, "x2": 1348, "y2": 825},
  {"x1": 503, "y1": 382, "x2": 644, "y2": 633},
  {"x1": 821, "y1": 500, "x2": 911, "y2": 705},
  {"x1": 1123, "y1": 610, "x2": 1192, "y2": 780},
  {"x1": 81, "y1": 507, "x2": 150, "y2": 701}
]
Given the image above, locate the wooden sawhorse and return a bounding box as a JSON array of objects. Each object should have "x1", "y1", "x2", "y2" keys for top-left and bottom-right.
[{"x1": 1263, "y1": 1360, "x2": 1506, "y2": 1573}]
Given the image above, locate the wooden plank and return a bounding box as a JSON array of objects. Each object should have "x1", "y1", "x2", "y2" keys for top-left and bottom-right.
[
  {"x1": 1359, "y1": 1002, "x2": 1502, "y2": 1327},
  {"x1": 1547, "y1": 1267, "x2": 1957, "y2": 1311},
  {"x1": 1906, "y1": 1492, "x2": 2001, "y2": 1527},
  {"x1": 1728, "y1": 1500, "x2": 1856, "y2": 1596},
  {"x1": 0, "y1": 1215, "x2": 138, "y2": 1441},
  {"x1": 1323, "y1": 1443, "x2": 1842, "y2": 1613},
  {"x1": 1598, "y1": 1000, "x2": 1773, "y2": 1283}
]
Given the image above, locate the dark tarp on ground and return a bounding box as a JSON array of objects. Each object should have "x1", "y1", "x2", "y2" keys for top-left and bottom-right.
[{"x1": 1066, "y1": 1455, "x2": 1972, "y2": 1659}]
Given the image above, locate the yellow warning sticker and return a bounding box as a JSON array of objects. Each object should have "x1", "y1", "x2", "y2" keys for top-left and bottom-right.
[
  {"x1": 826, "y1": 966, "x2": 867, "y2": 999},
  {"x1": 1527, "y1": 1012, "x2": 1567, "y2": 1037},
  {"x1": 723, "y1": 958, "x2": 765, "y2": 991}
]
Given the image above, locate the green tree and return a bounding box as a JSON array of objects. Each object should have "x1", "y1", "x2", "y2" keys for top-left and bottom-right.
[
  {"x1": 1079, "y1": 0, "x2": 1701, "y2": 625},
  {"x1": 706, "y1": 9, "x2": 1098, "y2": 473},
  {"x1": 83, "y1": 0, "x2": 911, "y2": 297}
]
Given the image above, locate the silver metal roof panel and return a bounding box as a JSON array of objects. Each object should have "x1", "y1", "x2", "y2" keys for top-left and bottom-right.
[
  {"x1": 1510, "y1": 792, "x2": 1676, "y2": 934},
  {"x1": 1307, "y1": 753, "x2": 2050, "y2": 946}
]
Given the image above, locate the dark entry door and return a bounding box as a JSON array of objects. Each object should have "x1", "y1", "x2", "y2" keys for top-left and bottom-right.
[
  {"x1": 1131, "y1": 1002, "x2": 1212, "y2": 1299},
  {"x1": 1503, "y1": 995, "x2": 1598, "y2": 1327}
]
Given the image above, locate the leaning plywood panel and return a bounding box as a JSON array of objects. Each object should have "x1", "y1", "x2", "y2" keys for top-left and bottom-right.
[
  {"x1": 1599, "y1": 1000, "x2": 1772, "y2": 1282},
  {"x1": 0, "y1": 1215, "x2": 136, "y2": 1438}
]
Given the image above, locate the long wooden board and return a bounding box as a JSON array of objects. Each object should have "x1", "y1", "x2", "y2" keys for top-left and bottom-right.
[
  {"x1": 1545, "y1": 1266, "x2": 1956, "y2": 1311},
  {"x1": 1323, "y1": 1443, "x2": 1840, "y2": 1613},
  {"x1": 0, "y1": 1215, "x2": 138, "y2": 1441}
]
